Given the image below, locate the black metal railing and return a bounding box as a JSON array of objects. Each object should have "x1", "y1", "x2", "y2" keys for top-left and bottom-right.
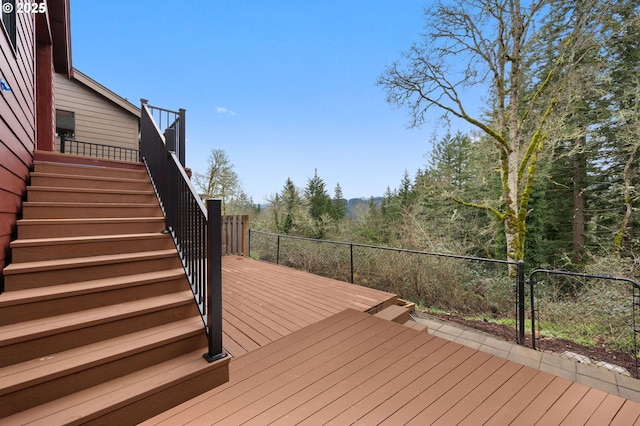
[
  {"x1": 249, "y1": 229, "x2": 640, "y2": 376},
  {"x1": 59, "y1": 135, "x2": 141, "y2": 162},
  {"x1": 248, "y1": 229, "x2": 525, "y2": 342},
  {"x1": 140, "y1": 100, "x2": 225, "y2": 362},
  {"x1": 141, "y1": 98, "x2": 185, "y2": 167},
  {"x1": 529, "y1": 269, "x2": 640, "y2": 378}
]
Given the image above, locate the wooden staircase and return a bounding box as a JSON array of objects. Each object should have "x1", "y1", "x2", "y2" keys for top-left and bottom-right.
[{"x1": 0, "y1": 158, "x2": 229, "y2": 425}]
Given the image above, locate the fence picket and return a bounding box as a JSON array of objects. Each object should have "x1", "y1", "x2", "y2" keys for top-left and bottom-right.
[{"x1": 221, "y1": 215, "x2": 249, "y2": 256}]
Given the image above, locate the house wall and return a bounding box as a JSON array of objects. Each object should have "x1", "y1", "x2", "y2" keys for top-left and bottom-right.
[
  {"x1": 0, "y1": 12, "x2": 36, "y2": 283},
  {"x1": 54, "y1": 73, "x2": 139, "y2": 151}
]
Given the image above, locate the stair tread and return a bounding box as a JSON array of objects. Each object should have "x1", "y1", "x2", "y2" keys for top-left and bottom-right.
[
  {"x1": 30, "y1": 171, "x2": 149, "y2": 184},
  {"x1": 0, "y1": 317, "x2": 204, "y2": 395},
  {"x1": 374, "y1": 304, "x2": 411, "y2": 323},
  {"x1": 22, "y1": 201, "x2": 160, "y2": 208},
  {"x1": 0, "y1": 268, "x2": 187, "y2": 306},
  {"x1": 27, "y1": 186, "x2": 155, "y2": 195},
  {"x1": 17, "y1": 217, "x2": 164, "y2": 225},
  {"x1": 2, "y1": 159, "x2": 224, "y2": 422},
  {"x1": 0, "y1": 291, "x2": 194, "y2": 347},
  {"x1": 33, "y1": 160, "x2": 147, "y2": 173},
  {"x1": 1, "y1": 349, "x2": 228, "y2": 426},
  {"x1": 10, "y1": 232, "x2": 169, "y2": 248},
  {"x1": 403, "y1": 320, "x2": 429, "y2": 332},
  {"x1": 2, "y1": 249, "x2": 177, "y2": 274}
]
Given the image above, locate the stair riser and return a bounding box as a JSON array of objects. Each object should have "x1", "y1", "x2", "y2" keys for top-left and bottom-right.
[
  {"x1": 27, "y1": 189, "x2": 157, "y2": 204},
  {"x1": 0, "y1": 333, "x2": 206, "y2": 418},
  {"x1": 0, "y1": 278, "x2": 188, "y2": 326},
  {"x1": 30, "y1": 176, "x2": 152, "y2": 191},
  {"x1": 0, "y1": 303, "x2": 199, "y2": 367},
  {"x1": 17, "y1": 219, "x2": 166, "y2": 239},
  {"x1": 12, "y1": 235, "x2": 174, "y2": 262},
  {"x1": 34, "y1": 162, "x2": 148, "y2": 180},
  {"x1": 84, "y1": 361, "x2": 229, "y2": 426},
  {"x1": 22, "y1": 204, "x2": 162, "y2": 219},
  {"x1": 4, "y1": 256, "x2": 183, "y2": 290},
  {"x1": 0, "y1": 160, "x2": 228, "y2": 422}
]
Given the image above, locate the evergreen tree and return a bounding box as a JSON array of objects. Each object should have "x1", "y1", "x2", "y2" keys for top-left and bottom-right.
[
  {"x1": 281, "y1": 177, "x2": 303, "y2": 235},
  {"x1": 398, "y1": 169, "x2": 416, "y2": 209},
  {"x1": 304, "y1": 169, "x2": 332, "y2": 238},
  {"x1": 331, "y1": 183, "x2": 348, "y2": 220}
]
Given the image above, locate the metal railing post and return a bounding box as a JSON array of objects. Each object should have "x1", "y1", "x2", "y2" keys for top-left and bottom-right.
[
  {"x1": 60, "y1": 135, "x2": 66, "y2": 153},
  {"x1": 530, "y1": 274, "x2": 537, "y2": 350},
  {"x1": 247, "y1": 228, "x2": 251, "y2": 259},
  {"x1": 517, "y1": 260, "x2": 526, "y2": 345},
  {"x1": 276, "y1": 235, "x2": 281, "y2": 265},
  {"x1": 164, "y1": 128, "x2": 176, "y2": 153},
  {"x1": 204, "y1": 198, "x2": 226, "y2": 362},
  {"x1": 178, "y1": 108, "x2": 186, "y2": 167},
  {"x1": 350, "y1": 243, "x2": 354, "y2": 283}
]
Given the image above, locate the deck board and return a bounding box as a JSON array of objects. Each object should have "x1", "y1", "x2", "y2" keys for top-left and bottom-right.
[
  {"x1": 298, "y1": 333, "x2": 444, "y2": 426},
  {"x1": 144, "y1": 309, "x2": 640, "y2": 426},
  {"x1": 430, "y1": 362, "x2": 523, "y2": 426},
  {"x1": 457, "y1": 366, "x2": 539, "y2": 425},
  {"x1": 508, "y1": 376, "x2": 573, "y2": 425},
  {"x1": 144, "y1": 256, "x2": 640, "y2": 425},
  {"x1": 585, "y1": 394, "x2": 629, "y2": 426},
  {"x1": 221, "y1": 256, "x2": 396, "y2": 357},
  {"x1": 559, "y1": 388, "x2": 609, "y2": 425},
  {"x1": 534, "y1": 382, "x2": 592, "y2": 425},
  {"x1": 273, "y1": 328, "x2": 430, "y2": 425},
  {"x1": 483, "y1": 370, "x2": 556, "y2": 425},
  {"x1": 404, "y1": 355, "x2": 508, "y2": 425},
  {"x1": 610, "y1": 400, "x2": 640, "y2": 425},
  {"x1": 382, "y1": 352, "x2": 497, "y2": 425}
]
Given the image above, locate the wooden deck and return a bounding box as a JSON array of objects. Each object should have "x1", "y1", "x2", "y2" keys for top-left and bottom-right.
[
  {"x1": 221, "y1": 256, "x2": 397, "y2": 358},
  {"x1": 144, "y1": 308, "x2": 640, "y2": 425}
]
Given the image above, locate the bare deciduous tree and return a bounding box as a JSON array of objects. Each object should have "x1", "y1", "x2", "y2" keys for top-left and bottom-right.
[
  {"x1": 193, "y1": 149, "x2": 240, "y2": 215},
  {"x1": 379, "y1": 0, "x2": 585, "y2": 262}
]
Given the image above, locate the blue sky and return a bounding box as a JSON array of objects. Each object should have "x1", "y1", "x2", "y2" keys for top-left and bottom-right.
[{"x1": 70, "y1": 0, "x2": 467, "y2": 202}]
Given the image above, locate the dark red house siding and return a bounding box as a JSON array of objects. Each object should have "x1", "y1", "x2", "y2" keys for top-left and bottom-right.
[{"x1": 0, "y1": 11, "x2": 36, "y2": 285}]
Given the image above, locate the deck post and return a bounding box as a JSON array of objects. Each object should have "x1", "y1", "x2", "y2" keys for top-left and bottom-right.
[
  {"x1": 517, "y1": 260, "x2": 526, "y2": 345},
  {"x1": 242, "y1": 215, "x2": 249, "y2": 256},
  {"x1": 178, "y1": 108, "x2": 186, "y2": 167},
  {"x1": 276, "y1": 235, "x2": 280, "y2": 265},
  {"x1": 204, "y1": 198, "x2": 226, "y2": 362},
  {"x1": 247, "y1": 228, "x2": 251, "y2": 259},
  {"x1": 350, "y1": 243, "x2": 354, "y2": 283}
]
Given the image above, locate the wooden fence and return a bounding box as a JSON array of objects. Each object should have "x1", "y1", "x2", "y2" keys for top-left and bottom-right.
[{"x1": 221, "y1": 215, "x2": 249, "y2": 256}]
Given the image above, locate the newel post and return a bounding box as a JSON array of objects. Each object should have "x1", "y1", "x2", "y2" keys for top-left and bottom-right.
[
  {"x1": 178, "y1": 108, "x2": 186, "y2": 167},
  {"x1": 204, "y1": 198, "x2": 226, "y2": 362}
]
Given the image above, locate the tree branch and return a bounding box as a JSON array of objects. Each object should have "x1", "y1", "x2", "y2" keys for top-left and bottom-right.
[{"x1": 450, "y1": 195, "x2": 506, "y2": 220}]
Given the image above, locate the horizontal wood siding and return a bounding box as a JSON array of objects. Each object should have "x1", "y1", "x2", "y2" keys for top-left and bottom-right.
[
  {"x1": 0, "y1": 12, "x2": 36, "y2": 283},
  {"x1": 54, "y1": 73, "x2": 139, "y2": 150}
]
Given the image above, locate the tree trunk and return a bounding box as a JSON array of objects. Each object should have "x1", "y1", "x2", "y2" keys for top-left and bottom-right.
[
  {"x1": 615, "y1": 144, "x2": 639, "y2": 255},
  {"x1": 505, "y1": 148, "x2": 521, "y2": 262},
  {"x1": 572, "y1": 135, "x2": 586, "y2": 263}
]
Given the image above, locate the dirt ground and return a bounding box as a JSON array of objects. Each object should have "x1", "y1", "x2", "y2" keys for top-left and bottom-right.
[{"x1": 414, "y1": 310, "x2": 638, "y2": 378}]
